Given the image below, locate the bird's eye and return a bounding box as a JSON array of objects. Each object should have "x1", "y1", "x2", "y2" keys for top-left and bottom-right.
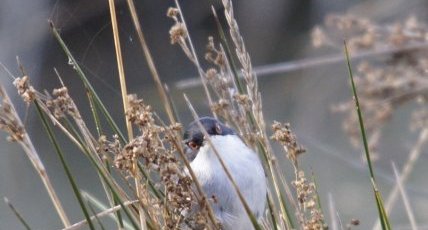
[{"x1": 187, "y1": 141, "x2": 199, "y2": 150}]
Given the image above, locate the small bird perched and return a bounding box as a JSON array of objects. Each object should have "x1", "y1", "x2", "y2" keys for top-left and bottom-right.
[{"x1": 183, "y1": 117, "x2": 266, "y2": 230}]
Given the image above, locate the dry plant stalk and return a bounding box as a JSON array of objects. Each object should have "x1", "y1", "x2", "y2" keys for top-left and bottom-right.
[
  {"x1": 106, "y1": 0, "x2": 145, "y2": 228},
  {"x1": 271, "y1": 122, "x2": 326, "y2": 230},
  {"x1": 0, "y1": 82, "x2": 71, "y2": 227}
]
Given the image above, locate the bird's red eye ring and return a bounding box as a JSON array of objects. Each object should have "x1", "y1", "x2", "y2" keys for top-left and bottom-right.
[{"x1": 187, "y1": 141, "x2": 198, "y2": 150}]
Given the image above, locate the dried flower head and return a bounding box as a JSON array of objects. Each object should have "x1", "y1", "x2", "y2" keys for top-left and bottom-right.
[
  {"x1": 292, "y1": 171, "x2": 326, "y2": 230},
  {"x1": 0, "y1": 87, "x2": 25, "y2": 142},
  {"x1": 46, "y1": 87, "x2": 80, "y2": 119},
  {"x1": 13, "y1": 76, "x2": 36, "y2": 104},
  {"x1": 169, "y1": 23, "x2": 187, "y2": 45},
  {"x1": 271, "y1": 121, "x2": 306, "y2": 165},
  {"x1": 166, "y1": 7, "x2": 179, "y2": 18}
]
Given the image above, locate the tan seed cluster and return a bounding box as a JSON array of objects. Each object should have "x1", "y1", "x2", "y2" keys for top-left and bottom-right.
[
  {"x1": 292, "y1": 171, "x2": 326, "y2": 230},
  {"x1": 13, "y1": 76, "x2": 36, "y2": 104},
  {"x1": 46, "y1": 87, "x2": 80, "y2": 119},
  {"x1": 271, "y1": 121, "x2": 306, "y2": 165},
  {"x1": 0, "y1": 87, "x2": 25, "y2": 142}
]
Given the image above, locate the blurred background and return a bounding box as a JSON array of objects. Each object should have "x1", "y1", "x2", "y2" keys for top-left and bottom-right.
[{"x1": 1, "y1": 0, "x2": 428, "y2": 229}]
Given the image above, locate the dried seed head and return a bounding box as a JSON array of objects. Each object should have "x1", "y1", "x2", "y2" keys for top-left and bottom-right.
[
  {"x1": 46, "y1": 86, "x2": 79, "y2": 119},
  {"x1": 0, "y1": 87, "x2": 25, "y2": 142},
  {"x1": 166, "y1": 7, "x2": 179, "y2": 18},
  {"x1": 13, "y1": 76, "x2": 36, "y2": 103},
  {"x1": 271, "y1": 121, "x2": 306, "y2": 164},
  {"x1": 205, "y1": 68, "x2": 218, "y2": 80},
  {"x1": 169, "y1": 23, "x2": 187, "y2": 45}
]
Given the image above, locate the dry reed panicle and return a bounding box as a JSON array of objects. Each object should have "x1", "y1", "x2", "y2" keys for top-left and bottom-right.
[
  {"x1": 313, "y1": 14, "x2": 428, "y2": 160},
  {"x1": 271, "y1": 122, "x2": 326, "y2": 230}
]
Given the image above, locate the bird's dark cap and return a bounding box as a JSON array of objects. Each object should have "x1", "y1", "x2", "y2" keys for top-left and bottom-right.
[{"x1": 183, "y1": 117, "x2": 235, "y2": 144}]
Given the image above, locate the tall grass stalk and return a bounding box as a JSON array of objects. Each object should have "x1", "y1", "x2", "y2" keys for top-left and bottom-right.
[
  {"x1": 343, "y1": 41, "x2": 391, "y2": 230},
  {"x1": 106, "y1": 0, "x2": 146, "y2": 229}
]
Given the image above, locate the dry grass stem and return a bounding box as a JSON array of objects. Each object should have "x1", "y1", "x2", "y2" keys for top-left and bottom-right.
[
  {"x1": 0, "y1": 84, "x2": 71, "y2": 227},
  {"x1": 63, "y1": 200, "x2": 139, "y2": 230},
  {"x1": 107, "y1": 0, "x2": 146, "y2": 228},
  {"x1": 271, "y1": 121, "x2": 326, "y2": 230},
  {"x1": 391, "y1": 163, "x2": 418, "y2": 230},
  {"x1": 328, "y1": 194, "x2": 339, "y2": 230}
]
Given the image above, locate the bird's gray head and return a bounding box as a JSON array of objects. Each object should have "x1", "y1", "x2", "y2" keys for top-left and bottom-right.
[{"x1": 183, "y1": 117, "x2": 235, "y2": 161}]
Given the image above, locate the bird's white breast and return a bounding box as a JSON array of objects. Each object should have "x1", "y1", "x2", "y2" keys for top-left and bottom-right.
[{"x1": 190, "y1": 135, "x2": 266, "y2": 230}]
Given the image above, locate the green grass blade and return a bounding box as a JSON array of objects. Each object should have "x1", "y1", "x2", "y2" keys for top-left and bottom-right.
[
  {"x1": 343, "y1": 41, "x2": 375, "y2": 179},
  {"x1": 343, "y1": 41, "x2": 391, "y2": 229},
  {"x1": 266, "y1": 194, "x2": 279, "y2": 230},
  {"x1": 4, "y1": 197, "x2": 32, "y2": 230},
  {"x1": 86, "y1": 90, "x2": 103, "y2": 137},
  {"x1": 34, "y1": 101, "x2": 96, "y2": 230}
]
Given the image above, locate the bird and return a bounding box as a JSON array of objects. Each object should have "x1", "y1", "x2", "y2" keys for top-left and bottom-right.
[{"x1": 183, "y1": 117, "x2": 266, "y2": 230}]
